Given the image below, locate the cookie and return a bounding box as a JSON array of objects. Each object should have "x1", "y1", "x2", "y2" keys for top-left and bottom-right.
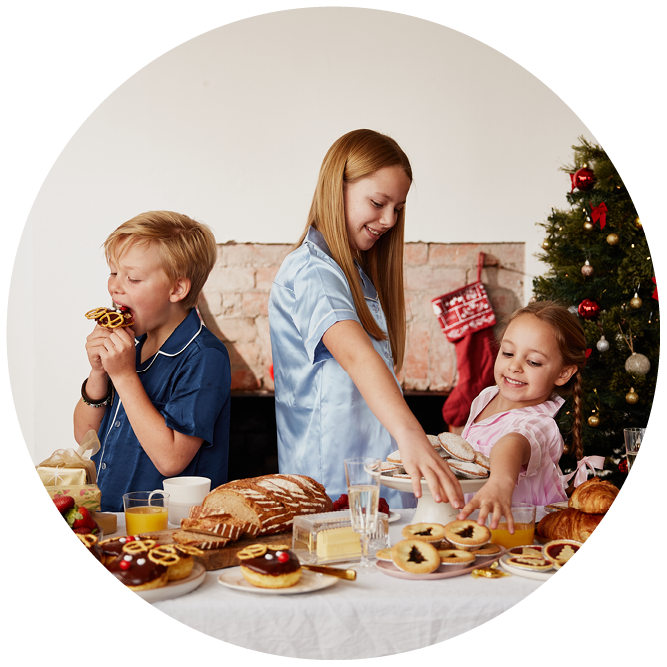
[
  {"x1": 386, "y1": 450, "x2": 402, "y2": 465},
  {"x1": 506, "y1": 556, "x2": 553, "y2": 571},
  {"x1": 447, "y1": 460, "x2": 489, "y2": 479},
  {"x1": 437, "y1": 433, "x2": 475, "y2": 462},
  {"x1": 401, "y1": 522, "x2": 446, "y2": 548},
  {"x1": 543, "y1": 539, "x2": 581, "y2": 567},
  {"x1": 473, "y1": 451, "x2": 491, "y2": 471},
  {"x1": 443, "y1": 520, "x2": 491, "y2": 550},
  {"x1": 471, "y1": 543, "x2": 502, "y2": 557},
  {"x1": 507, "y1": 545, "x2": 544, "y2": 559},
  {"x1": 438, "y1": 549, "x2": 475, "y2": 564},
  {"x1": 390, "y1": 539, "x2": 441, "y2": 574}
]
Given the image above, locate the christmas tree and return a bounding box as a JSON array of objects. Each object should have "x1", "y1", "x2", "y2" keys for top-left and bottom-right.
[{"x1": 532, "y1": 137, "x2": 659, "y2": 489}]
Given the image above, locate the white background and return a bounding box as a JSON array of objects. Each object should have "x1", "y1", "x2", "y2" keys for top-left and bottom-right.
[
  {"x1": 2, "y1": 2, "x2": 664, "y2": 665},
  {"x1": 9, "y1": 7, "x2": 596, "y2": 462}
]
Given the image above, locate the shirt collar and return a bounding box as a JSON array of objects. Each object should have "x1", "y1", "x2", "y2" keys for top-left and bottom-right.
[
  {"x1": 137, "y1": 308, "x2": 203, "y2": 371},
  {"x1": 479, "y1": 386, "x2": 565, "y2": 422},
  {"x1": 304, "y1": 226, "x2": 376, "y2": 298}
]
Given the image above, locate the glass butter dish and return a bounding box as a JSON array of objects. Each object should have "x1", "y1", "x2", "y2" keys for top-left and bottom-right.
[{"x1": 292, "y1": 510, "x2": 389, "y2": 565}]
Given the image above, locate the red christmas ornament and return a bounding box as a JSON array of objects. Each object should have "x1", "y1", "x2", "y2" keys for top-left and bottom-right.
[
  {"x1": 652, "y1": 277, "x2": 658, "y2": 301},
  {"x1": 578, "y1": 299, "x2": 601, "y2": 319},
  {"x1": 570, "y1": 167, "x2": 596, "y2": 192},
  {"x1": 619, "y1": 459, "x2": 628, "y2": 474}
]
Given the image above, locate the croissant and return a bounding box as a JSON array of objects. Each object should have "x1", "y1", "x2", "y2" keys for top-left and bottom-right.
[
  {"x1": 537, "y1": 508, "x2": 603, "y2": 542},
  {"x1": 569, "y1": 477, "x2": 619, "y2": 514}
]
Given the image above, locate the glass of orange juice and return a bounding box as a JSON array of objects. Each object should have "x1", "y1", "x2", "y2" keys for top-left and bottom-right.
[
  {"x1": 123, "y1": 491, "x2": 170, "y2": 535},
  {"x1": 488, "y1": 503, "x2": 536, "y2": 549}
]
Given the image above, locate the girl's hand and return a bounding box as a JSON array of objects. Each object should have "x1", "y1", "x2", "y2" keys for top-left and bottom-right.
[
  {"x1": 99, "y1": 326, "x2": 136, "y2": 382},
  {"x1": 456, "y1": 477, "x2": 516, "y2": 532},
  {"x1": 399, "y1": 436, "x2": 464, "y2": 508}
]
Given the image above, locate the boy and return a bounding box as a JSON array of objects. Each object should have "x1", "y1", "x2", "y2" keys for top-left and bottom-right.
[{"x1": 74, "y1": 211, "x2": 231, "y2": 512}]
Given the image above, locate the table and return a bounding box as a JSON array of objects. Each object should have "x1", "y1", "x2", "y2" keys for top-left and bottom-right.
[{"x1": 106, "y1": 509, "x2": 544, "y2": 659}]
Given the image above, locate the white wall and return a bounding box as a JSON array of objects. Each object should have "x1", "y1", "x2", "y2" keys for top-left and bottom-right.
[{"x1": 9, "y1": 8, "x2": 596, "y2": 465}]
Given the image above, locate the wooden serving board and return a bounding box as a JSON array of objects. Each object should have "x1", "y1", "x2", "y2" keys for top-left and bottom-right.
[{"x1": 137, "y1": 528, "x2": 293, "y2": 571}]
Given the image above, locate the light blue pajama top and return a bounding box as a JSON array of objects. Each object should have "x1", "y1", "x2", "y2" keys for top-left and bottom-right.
[{"x1": 268, "y1": 226, "x2": 414, "y2": 508}]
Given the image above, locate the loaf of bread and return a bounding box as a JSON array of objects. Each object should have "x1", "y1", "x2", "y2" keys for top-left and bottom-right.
[
  {"x1": 569, "y1": 477, "x2": 619, "y2": 514},
  {"x1": 537, "y1": 508, "x2": 603, "y2": 542},
  {"x1": 195, "y1": 474, "x2": 333, "y2": 536},
  {"x1": 172, "y1": 530, "x2": 232, "y2": 550}
]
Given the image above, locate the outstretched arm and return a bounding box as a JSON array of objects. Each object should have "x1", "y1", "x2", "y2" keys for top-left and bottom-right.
[
  {"x1": 456, "y1": 432, "x2": 531, "y2": 531},
  {"x1": 322, "y1": 319, "x2": 464, "y2": 508}
]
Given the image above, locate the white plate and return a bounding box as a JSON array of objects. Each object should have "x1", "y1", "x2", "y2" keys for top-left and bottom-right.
[
  {"x1": 218, "y1": 566, "x2": 339, "y2": 595},
  {"x1": 136, "y1": 562, "x2": 206, "y2": 603},
  {"x1": 375, "y1": 548, "x2": 506, "y2": 581},
  {"x1": 380, "y1": 475, "x2": 487, "y2": 494},
  {"x1": 499, "y1": 554, "x2": 555, "y2": 580},
  {"x1": 388, "y1": 511, "x2": 400, "y2": 523}
]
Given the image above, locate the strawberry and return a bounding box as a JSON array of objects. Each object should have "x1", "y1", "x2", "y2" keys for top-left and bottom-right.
[
  {"x1": 378, "y1": 497, "x2": 390, "y2": 515},
  {"x1": 332, "y1": 493, "x2": 349, "y2": 511},
  {"x1": 65, "y1": 506, "x2": 96, "y2": 530},
  {"x1": 72, "y1": 526, "x2": 92, "y2": 535},
  {"x1": 53, "y1": 495, "x2": 75, "y2": 514}
]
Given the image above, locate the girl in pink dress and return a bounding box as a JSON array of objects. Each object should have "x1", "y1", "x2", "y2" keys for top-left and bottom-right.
[{"x1": 456, "y1": 301, "x2": 587, "y2": 530}]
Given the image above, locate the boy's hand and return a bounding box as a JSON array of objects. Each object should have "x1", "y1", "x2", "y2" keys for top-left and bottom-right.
[
  {"x1": 99, "y1": 326, "x2": 136, "y2": 381},
  {"x1": 85, "y1": 324, "x2": 114, "y2": 373}
]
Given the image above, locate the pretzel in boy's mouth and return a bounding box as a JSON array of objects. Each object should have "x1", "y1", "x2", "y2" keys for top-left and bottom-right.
[{"x1": 85, "y1": 305, "x2": 134, "y2": 329}]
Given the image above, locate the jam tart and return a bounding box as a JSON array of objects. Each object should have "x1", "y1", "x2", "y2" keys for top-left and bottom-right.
[
  {"x1": 391, "y1": 539, "x2": 441, "y2": 574},
  {"x1": 443, "y1": 520, "x2": 491, "y2": 550},
  {"x1": 507, "y1": 545, "x2": 544, "y2": 559},
  {"x1": 543, "y1": 539, "x2": 581, "y2": 568},
  {"x1": 505, "y1": 556, "x2": 554, "y2": 572},
  {"x1": 401, "y1": 522, "x2": 446, "y2": 548}
]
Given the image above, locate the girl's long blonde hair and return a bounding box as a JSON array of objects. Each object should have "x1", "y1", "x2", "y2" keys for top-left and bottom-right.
[
  {"x1": 294, "y1": 129, "x2": 412, "y2": 371},
  {"x1": 500, "y1": 300, "x2": 588, "y2": 461}
]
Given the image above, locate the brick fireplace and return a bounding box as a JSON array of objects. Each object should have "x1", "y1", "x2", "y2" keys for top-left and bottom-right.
[{"x1": 198, "y1": 241, "x2": 525, "y2": 480}]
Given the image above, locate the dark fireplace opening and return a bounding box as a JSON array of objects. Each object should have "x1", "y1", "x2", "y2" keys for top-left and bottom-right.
[{"x1": 227, "y1": 392, "x2": 448, "y2": 482}]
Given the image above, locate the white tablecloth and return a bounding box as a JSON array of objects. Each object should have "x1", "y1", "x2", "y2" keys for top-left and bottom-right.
[{"x1": 107, "y1": 510, "x2": 544, "y2": 659}]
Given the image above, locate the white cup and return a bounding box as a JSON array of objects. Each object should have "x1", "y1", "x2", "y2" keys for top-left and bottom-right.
[{"x1": 162, "y1": 476, "x2": 211, "y2": 526}]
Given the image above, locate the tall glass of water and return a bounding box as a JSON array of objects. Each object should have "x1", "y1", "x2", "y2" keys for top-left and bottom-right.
[{"x1": 344, "y1": 457, "x2": 381, "y2": 573}]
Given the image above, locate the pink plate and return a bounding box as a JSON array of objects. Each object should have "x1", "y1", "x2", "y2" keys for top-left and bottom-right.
[{"x1": 376, "y1": 548, "x2": 506, "y2": 580}]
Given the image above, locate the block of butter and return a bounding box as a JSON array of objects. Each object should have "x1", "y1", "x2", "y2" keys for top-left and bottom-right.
[
  {"x1": 316, "y1": 526, "x2": 361, "y2": 559},
  {"x1": 292, "y1": 510, "x2": 389, "y2": 565}
]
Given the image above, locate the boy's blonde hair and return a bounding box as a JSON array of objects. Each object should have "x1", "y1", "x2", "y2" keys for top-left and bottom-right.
[
  {"x1": 104, "y1": 211, "x2": 217, "y2": 310},
  {"x1": 294, "y1": 129, "x2": 412, "y2": 371}
]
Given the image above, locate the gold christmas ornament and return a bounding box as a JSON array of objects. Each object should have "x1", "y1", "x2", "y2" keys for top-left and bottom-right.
[
  {"x1": 606, "y1": 232, "x2": 620, "y2": 245},
  {"x1": 588, "y1": 414, "x2": 600, "y2": 428},
  {"x1": 630, "y1": 293, "x2": 643, "y2": 309},
  {"x1": 541, "y1": 239, "x2": 551, "y2": 250},
  {"x1": 583, "y1": 221, "x2": 594, "y2": 232},
  {"x1": 581, "y1": 260, "x2": 594, "y2": 277},
  {"x1": 625, "y1": 352, "x2": 651, "y2": 375},
  {"x1": 625, "y1": 388, "x2": 639, "y2": 405},
  {"x1": 634, "y1": 216, "x2": 642, "y2": 229}
]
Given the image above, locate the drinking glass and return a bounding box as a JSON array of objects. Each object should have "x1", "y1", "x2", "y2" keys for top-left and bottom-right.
[
  {"x1": 123, "y1": 491, "x2": 169, "y2": 535},
  {"x1": 344, "y1": 457, "x2": 382, "y2": 573},
  {"x1": 624, "y1": 428, "x2": 645, "y2": 470},
  {"x1": 487, "y1": 503, "x2": 536, "y2": 549}
]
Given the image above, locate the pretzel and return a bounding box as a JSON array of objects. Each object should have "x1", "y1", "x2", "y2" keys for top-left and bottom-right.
[
  {"x1": 85, "y1": 306, "x2": 133, "y2": 329},
  {"x1": 97, "y1": 311, "x2": 125, "y2": 329},
  {"x1": 122, "y1": 539, "x2": 156, "y2": 554},
  {"x1": 148, "y1": 545, "x2": 181, "y2": 567},
  {"x1": 174, "y1": 544, "x2": 204, "y2": 556},
  {"x1": 237, "y1": 544, "x2": 268, "y2": 560},
  {"x1": 77, "y1": 533, "x2": 99, "y2": 548}
]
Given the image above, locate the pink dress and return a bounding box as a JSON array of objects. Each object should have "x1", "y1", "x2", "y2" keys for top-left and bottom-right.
[{"x1": 461, "y1": 386, "x2": 568, "y2": 508}]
